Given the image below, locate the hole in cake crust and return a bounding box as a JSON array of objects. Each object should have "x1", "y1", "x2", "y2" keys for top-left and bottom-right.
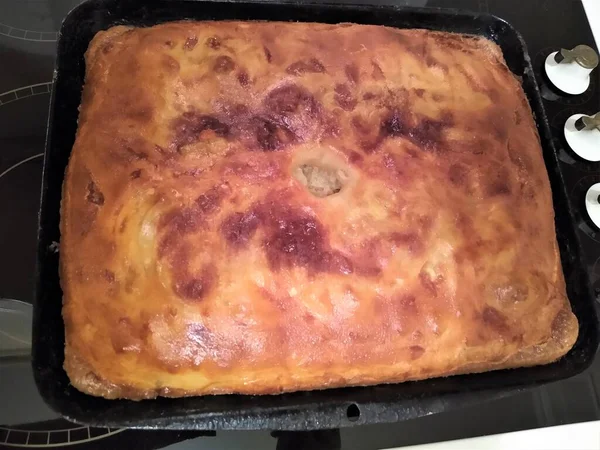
[{"x1": 294, "y1": 162, "x2": 348, "y2": 197}]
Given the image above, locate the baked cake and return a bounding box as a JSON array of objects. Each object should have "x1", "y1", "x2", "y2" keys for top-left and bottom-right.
[{"x1": 59, "y1": 21, "x2": 578, "y2": 399}]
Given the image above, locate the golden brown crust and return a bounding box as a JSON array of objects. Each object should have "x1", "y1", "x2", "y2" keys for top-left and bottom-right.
[{"x1": 60, "y1": 21, "x2": 578, "y2": 399}]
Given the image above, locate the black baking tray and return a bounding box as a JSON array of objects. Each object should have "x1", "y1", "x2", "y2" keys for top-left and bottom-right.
[{"x1": 33, "y1": 0, "x2": 599, "y2": 430}]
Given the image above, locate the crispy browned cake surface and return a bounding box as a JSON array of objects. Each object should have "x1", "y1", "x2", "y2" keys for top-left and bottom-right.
[{"x1": 60, "y1": 21, "x2": 578, "y2": 399}]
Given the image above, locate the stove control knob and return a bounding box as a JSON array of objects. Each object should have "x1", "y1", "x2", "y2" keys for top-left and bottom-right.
[
  {"x1": 545, "y1": 45, "x2": 598, "y2": 95},
  {"x1": 586, "y1": 183, "x2": 600, "y2": 229},
  {"x1": 564, "y1": 112, "x2": 600, "y2": 161}
]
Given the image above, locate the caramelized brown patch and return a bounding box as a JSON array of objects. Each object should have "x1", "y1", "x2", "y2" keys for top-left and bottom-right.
[
  {"x1": 351, "y1": 115, "x2": 371, "y2": 135},
  {"x1": 345, "y1": 63, "x2": 360, "y2": 85},
  {"x1": 222, "y1": 199, "x2": 353, "y2": 275},
  {"x1": 448, "y1": 163, "x2": 468, "y2": 187},
  {"x1": 482, "y1": 306, "x2": 509, "y2": 333},
  {"x1": 221, "y1": 211, "x2": 260, "y2": 249},
  {"x1": 414, "y1": 88, "x2": 426, "y2": 98},
  {"x1": 286, "y1": 58, "x2": 326, "y2": 75},
  {"x1": 111, "y1": 317, "x2": 142, "y2": 354},
  {"x1": 410, "y1": 345, "x2": 425, "y2": 360},
  {"x1": 86, "y1": 181, "x2": 104, "y2": 206},
  {"x1": 348, "y1": 150, "x2": 363, "y2": 164},
  {"x1": 237, "y1": 69, "x2": 250, "y2": 87},
  {"x1": 158, "y1": 184, "x2": 229, "y2": 257},
  {"x1": 214, "y1": 55, "x2": 235, "y2": 74},
  {"x1": 371, "y1": 61, "x2": 384, "y2": 80},
  {"x1": 380, "y1": 109, "x2": 452, "y2": 151},
  {"x1": 173, "y1": 265, "x2": 216, "y2": 301},
  {"x1": 251, "y1": 117, "x2": 295, "y2": 151},
  {"x1": 183, "y1": 36, "x2": 198, "y2": 51},
  {"x1": 419, "y1": 271, "x2": 440, "y2": 297},
  {"x1": 263, "y1": 45, "x2": 272, "y2": 63},
  {"x1": 264, "y1": 84, "x2": 320, "y2": 117},
  {"x1": 101, "y1": 42, "x2": 114, "y2": 54},
  {"x1": 124, "y1": 145, "x2": 148, "y2": 161},
  {"x1": 390, "y1": 232, "x2": 423, "y2": 254},
  {"x1": 161, "y1": 55, "x2": 180, "y2": 73},
  {"x1": 130, "y1": 169, "x2": 142, "y2": 179},
  {"x1": 261, "y1": 204, "x2": 351, "y2": 275},
  {"x1": 171, "y1": 112, "x2": 230, "y2": 150},
  {"x1": 206, "y1": 36, "x2": 221, "y2": 49},
  {"x1": 103, "y1": 269, "x2": 116, "y2": 283},
  {"x1": 485, "y1": 166, "x2": 512, "y2": 197},
  {"x1": 196, "y1": 183, "x2": 230, "y2": 215},
  {"x1": 334, "y1": 83, "x2": 357, "y2": 111}
]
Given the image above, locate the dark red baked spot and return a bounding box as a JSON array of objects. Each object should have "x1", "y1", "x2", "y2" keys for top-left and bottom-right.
[
  {"x1": 432, "y1": 93, "x2": 444, "y2": 102},
  {"x1": 183, "y1": 36, "x2": 198, "y2": 51},
  {"x1": 101, "y1": 42, "x2": 113, "y2": 54},
  {"x1": 334, "y1": 83, "x2": 357, "y2": 111},
  {"x1": 86, "y1": 181, "x2": 104, "y2": 206},
  {"x1": 348, "y1": 150, "x2": 363, "y2": 164},
  {"x1": 130, "y1": 169, "x2": 142, "y2": 179},
  {"x1": 390, "y1": 232, "x2": 422, "y2": 254},
  {"x1": 345, "y1": 63, "x2": 360, "y2": 85},
  {"x1": 206, "y1": 36, "x2": 221, "y2": 49},
  {"x1": 173, "y1": 266, "x2": 216, "y2": 301},
  {"x1": 264, "y1": 84, "x2": 320, "y2": 116},
  {"x1": 410, "y1": 116, "x2": 451, "y2": 150},
  {"x1": 103, "y1": 269, "x2": 116, "y2": 283},
  {"x1": 252, "y1": 117, "x2": 295, "y2": 151},
  {"x1": 414, "y1": 88, "x2": 426, "y2": 98},
  {"x1": 381, "y1": 109, "x2": 408, "y2": 137},
  {"x1": 398, "y1": 294, "x2": 417, "y2": 313},
  {"x1": 171, "y1": 112, "x2": 230, "y2": 150},
  {"x1": 214, "y1": 55, "x2": 235, "y2": 74},
  {"x1": 514, "y1": 110, "x2": 522, "y2": 125},
  {"x1": 263, "y1": 46, "x2": 272, "y2": 63},
  {"x1": 222, "y1": 199, "x2": 352, "y2": 275},
  {"x1": 362, "y1": 92, "x2": 378, "y2": 101},
  {"x1": 482, "y1": 306, "x2": 509, "y2": 333},
  {"x1": 487, "y1": 112, "x2": 509, "y2": 141},
  {"x1": 485, "y1": 167, "x2": 511, "y2": 197},
  {"x1": 425, "y1": 55, "x2": 449, "y2": 72},
  {"x1": 448, "y1": 163, "x2": 468, "y2": 187},
  {"x1": 124, "y1": 269, "x2": 137, "y2": 294},
  {"x1": 196, "y1": 183, "x2": 230, "y2": 215},
  {"x1": 410, "y1": 345, "x2": 425, "y2": 360},
  {"x1": 158, "y1": 184, "x2": 229, "y2": 257},
  {"x1": 162, "y1": 55, "x2": 180, "y2": 73},
  {"x1": 124, "y1": 146, "x2": 148, "y2": 160},
  {"x1": 164, "y1": 40, "x2": 175, "y2": 48},
  {"x1": 486, "y1": 180, "x2": 511, "y2": 197},
  {"x1": 237, "y1": 69, "x2": 250, "y2": 87},
  {"x1": 158, "y1": 208, "x2": 203, "y2": 252},
  {"x1": 380, "y1": 109, "x2": 453, "y2": 151},
  {"x1": 371, "y1": 61, "x2": 385, "y2": 80},
  {"x1": 262, "y1": 207, "x2": 351, "y2": 274},
  {"x1": 221, "y1": 211, "x2": 260, "y2": 249},
  {"x1": 286, "y1": 58, "x2": 326, "y2": 75},
  {"x1": 419, "y1": 271, "x2": 440, "y2": 297}
]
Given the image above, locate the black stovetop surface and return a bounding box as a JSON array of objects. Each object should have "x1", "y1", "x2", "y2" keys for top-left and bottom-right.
[{"x1": 1, "y1": 0, "x2": 599, "y2": 449}]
